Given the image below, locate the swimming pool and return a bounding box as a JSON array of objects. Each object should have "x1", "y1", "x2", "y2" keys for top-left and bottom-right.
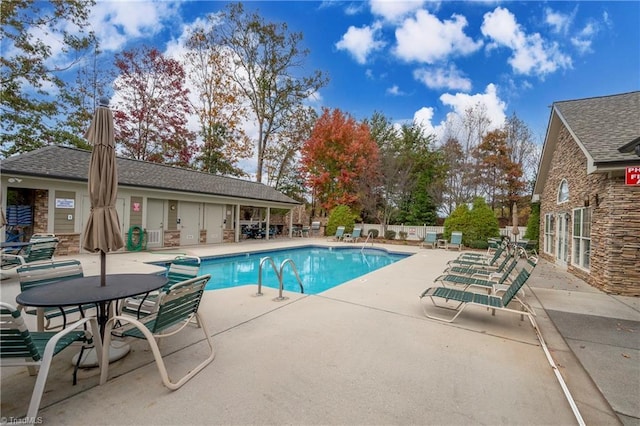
[{"x1": 196, "y1": 246, "x2": 410, "y2": 294}]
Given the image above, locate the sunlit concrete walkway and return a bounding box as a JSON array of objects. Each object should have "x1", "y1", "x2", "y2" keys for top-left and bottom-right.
[{"x1": 1, "y1": 239, "x2": 638, "y2": 425}]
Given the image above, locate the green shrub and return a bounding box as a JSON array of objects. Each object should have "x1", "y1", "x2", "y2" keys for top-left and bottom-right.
[
  {"x1": 367, "y1": 229, "x2": 379, "y2": 238},
  {"x1": 444, "y1": 198, "x2": 500, "y2": 246},
  {"x1": 384, "y1": 230, "x2": 396, "y2": 240},
  {"x1": 398, "y1": 231, "x2": 408, "y2": 240},
  {"x1": 326, "y1": 205, "x2": 356, "y2": 236},
  {"x1": 469, "y1": 240, "x2": 489, "y2": 249},
  {"x1": 443, "y1": 203, "x2": 469, "y2": 241}
]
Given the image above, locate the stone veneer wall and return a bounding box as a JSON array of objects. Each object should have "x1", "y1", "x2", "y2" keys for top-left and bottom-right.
[
  {"x1": 33, "y1": 189, "x2": 48, "y2": 234},
  {"x1": 223, "y1": 229, "x2": 235, "y2": 242},
  {"x1": 55, "y1": 234, "x2": 81, "y2": 256},
  {"x1": 163, "y1": 230, "x2": 181, "y2": 247},
  {"x1": 596, "y1": 177, "x2": 640, "y2": 295},
  {"x1": 540, "y1": 126, "x2": 640, "y2": 296}
]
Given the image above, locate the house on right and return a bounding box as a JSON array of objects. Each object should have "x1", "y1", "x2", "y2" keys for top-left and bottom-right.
[{"x1": 532, "y1": 91, "x2": 640, "y2": 296}]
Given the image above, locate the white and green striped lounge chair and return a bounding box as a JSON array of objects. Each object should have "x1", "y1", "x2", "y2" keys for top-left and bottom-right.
[
  {"x1": 101, "y1": 274, "x2": 214, "y2": 390},
  {"x1": 0, "y1": 302, "x2": 101, "y2": 423},
  {"x1": 432, "y1": 255, "x2": 520, "y2": 294},
  {"x1": 444, "y1": 250, "x2": 517, "y2": 277},
  {"x1": 447, "y1": 244, "x2": 507, "y2": 268},
  {"x1": 419, "y1": 266, "x2": 536, "y2": 323}
]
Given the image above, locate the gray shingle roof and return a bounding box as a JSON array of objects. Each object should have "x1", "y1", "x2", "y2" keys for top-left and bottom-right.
[
  {"x1": 554, "y1": 91, "x2": 640, "y2": 164},
  {"x1": 1, "y1": 145, "x2": 300, "y2": 205}
]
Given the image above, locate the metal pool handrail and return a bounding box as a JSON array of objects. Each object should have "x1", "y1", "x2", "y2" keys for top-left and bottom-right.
[
  {"x1": 256, "y1": 257, "x2": 304, "y2": 300},
  {"x1": 278, "y1": 259, "x2": 304, "y2": 299},
  {"x1": 256, "y1": 257, "x2": 280, "y2": 296},
  {"x1": 361, "y1": 232, "x2": 373, "y2": 252}
]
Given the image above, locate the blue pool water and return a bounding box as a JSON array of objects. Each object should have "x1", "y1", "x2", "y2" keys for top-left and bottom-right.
[{"x1": 196, "y1": 246, "x2": 410, "y2": 294}]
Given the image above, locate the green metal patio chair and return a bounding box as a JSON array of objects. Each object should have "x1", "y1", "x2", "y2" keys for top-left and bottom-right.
[
  {"x1": 1, "y1": 238, "x2": 59, "y2": 270},
  {"x1": 101, "y1": 274, "x2": 214, "y2": 390},
  {"x1": 120, "y1": 255, "x2": 201, "y2": 319},
  {"x1": 17, "y1": 259, "x2": 95, "y2": 331},
  {"x1": 0, "y1": 302, "x2": 101, "y2": 422}
]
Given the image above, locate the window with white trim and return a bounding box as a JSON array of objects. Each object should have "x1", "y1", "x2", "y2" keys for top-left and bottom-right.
[
  {"x1": 544, "y1": 213, "x2": 554, "y2": 255},
  {"x1": 557, "y1": 179, "x2": 569, "y2": 203},
  {"x1": 572, "y1": 207, "x2": 591, "y2": 270}
]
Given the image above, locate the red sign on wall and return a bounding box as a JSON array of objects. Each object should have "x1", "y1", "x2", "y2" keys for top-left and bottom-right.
[{"x1": 626, "y1": 167, "x2": 640, "y2": 185}]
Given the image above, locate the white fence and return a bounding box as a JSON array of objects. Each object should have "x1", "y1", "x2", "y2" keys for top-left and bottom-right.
[{"x1": 359, "y1": 224, "x2": 527, "y2": 242}]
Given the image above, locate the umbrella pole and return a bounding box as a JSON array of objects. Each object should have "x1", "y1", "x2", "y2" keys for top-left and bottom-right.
[{"x1": 100, "y1": 250, "x2": 106, "y2": 287}]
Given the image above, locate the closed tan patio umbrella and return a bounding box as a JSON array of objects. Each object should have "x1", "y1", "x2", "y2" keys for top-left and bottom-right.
[
  {"x1": 512, "y1": 202, "x2": 520, "y2": 243},
  {"x1": 82, "y1": 99, "x2": 124, "y2": 286}
]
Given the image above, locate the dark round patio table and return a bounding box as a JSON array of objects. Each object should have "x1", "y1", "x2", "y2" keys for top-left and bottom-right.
[{"x1": 16, "y1": 273, "x2": 167, "y2": 338}]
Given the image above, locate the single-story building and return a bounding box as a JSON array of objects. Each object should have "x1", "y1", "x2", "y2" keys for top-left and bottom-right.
[
  {"x1": 532, "y1": 91, "x2": 640, "y2": 296},
  {"x1": 1, "y1": 145, "x2": 301, "y2": 254}
]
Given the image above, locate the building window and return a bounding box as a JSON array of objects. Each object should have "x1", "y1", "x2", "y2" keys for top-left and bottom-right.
[
  {"x1": 572, "y1": 207, "x2": 591, "y2": 270},
  {"x1": 544, "y1": 213, "x2": 554, "y2": 255},
  {"x1": 557, "y1": 179, "x2": 569, "y2": 203}
]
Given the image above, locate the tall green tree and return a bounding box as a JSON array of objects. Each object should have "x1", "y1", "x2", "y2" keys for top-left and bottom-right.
[
  {"x1": 217, "y1": 2, "x2": 328, "y2": 182},
  {"x1": 1, "y1": 0, "x2": 97, "y2": 157},
  {"x1": 394, "y1": 123, "x2": 442, "y2": 225}
]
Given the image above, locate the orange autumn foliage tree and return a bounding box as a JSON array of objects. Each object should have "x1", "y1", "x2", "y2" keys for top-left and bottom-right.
[{"x1": 300, "y1": 108, "x2": 380, "y2": 212}]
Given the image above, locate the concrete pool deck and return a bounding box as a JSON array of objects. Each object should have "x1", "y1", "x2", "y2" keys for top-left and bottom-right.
[{"x1": 1, "y1": 239, "x2": 638, "y2": 425}]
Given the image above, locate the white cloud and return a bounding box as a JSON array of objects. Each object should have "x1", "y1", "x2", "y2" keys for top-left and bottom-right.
[
  {"x1": 413, "y1": 106, "x2": 437, "y2": 136},
  {"x1": 413, "y1": 65, "x2": 472, "y2": 91},
  {"x1": 413, "y1": 84, "x2": 507, "y2": 142},
  {"x1": 394, "y1": 10, "x2": 482, "y2": 63},
  {"x1": 439, "y1": 83, "x2": 506, "y2": 129},
  {"x1": 90, "y1": 1, "x2": 181, "y2": 52},
  {"x1": 571, "y1": 21, "x2": 598, "y2": 54},
  {"x1": 481, "y1": 6, "x2": 572, "y2": 76},
  {"x1": 386, "y1": 85, "x2": 406, "y2": 96},
  {"x1": 369, "y1": 0, "x2": 427, "y2": 23},
  {"x1": 544, "y1": 7, "x2": 573, "y2": 34},
  {"x1": 544, "y1": 7, "x2": 598, "y2": 55},
  {"x1": 335, "y1": 22, "x2": 386, "y2": 64}
]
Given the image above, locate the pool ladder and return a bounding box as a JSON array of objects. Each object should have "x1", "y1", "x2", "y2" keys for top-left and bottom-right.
[{"x1": 256, "y1": 257, "x2": 304, "y2": 301}]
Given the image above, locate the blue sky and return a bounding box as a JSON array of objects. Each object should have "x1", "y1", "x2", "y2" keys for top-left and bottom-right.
[{"x1": 87, "y1": 0, "x2": 639, "y2": 146}]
